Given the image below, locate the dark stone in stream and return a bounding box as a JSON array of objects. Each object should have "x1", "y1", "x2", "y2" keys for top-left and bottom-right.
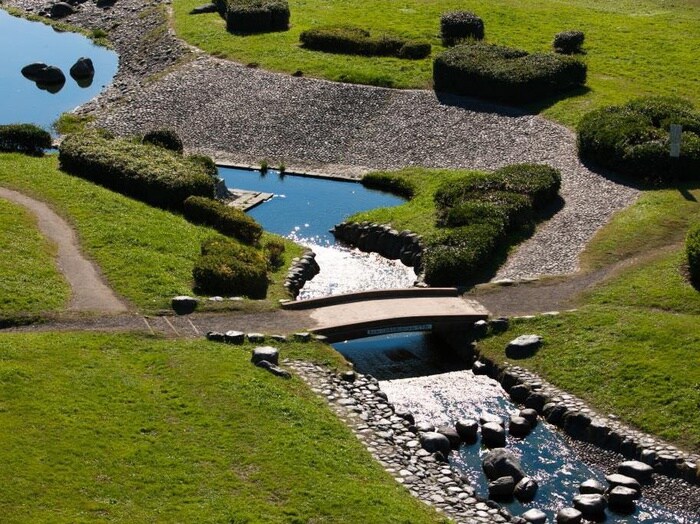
[
  {"x1": 69, "y1": 57, "x2": 94, "y2": 79},
  {"x1": 607, "y1": 486, "x2": 637, "y2": 513},
  {"x1": 482, "y1": 448, "x2": 525, "y2": 482},
  {"x1": 481, "y1": 422, "x2": 506, "y2": 448},
  {"x1": 543, "y1": 403, "x2": 568, "y2": 424},
  {"x1": 508, "y1": 416, "x2": 532, "y2": 438},
  {"x1": 618, "y1": 460, "x2": 654, "y2": 483},
  {"x1": 524, "y1": 391, "x2": 547, "y2": 411},
  {"x1": 488, "y1": 475, "x2": 515, "y2": 500},
  {"x1": 514, "y1": 476, "x2": 538, "y2": 502},
  {"x1": 579, "y1": 478, "x2": 606, "y2": 494},
  {"x1": 415, "y1": 421, "x2": 435, "y2": 433},
  {"x1": 605, "y1": 473, "x2": 641, "y2": 496},
  {"x1": 509, "y1": 384, "x2": 531, "y2": 403},
  {"x1": 22, "y1": 64, "x2": 66, "y2": 84},
  {"x1": 521, "y1": 508, "x2": 547, "y2": 524},
  {"x1": 519, "y1": 408, "x2": 538, "y2": 427},
  {"x1": 556, "y1": 507, "x2": 582, "y2": 524},
  {"x1": 479, "y1": 412, "x2": 503, "y2": 426},
  {"x1": 572, "y1": 493, "x2": 607, "y2": 521},
  {"x1": 395, "y1": 411, "x2": 414, "y2": 425},
  {"x1": 455, "y1": 418, "x2": 479, "y2": 442},
  {"x1": 437, "y1": 426, "x2": 461, "y2": 449},
  {"x1": 419, "y1": 431, "x2": 451, "y2": 456}
]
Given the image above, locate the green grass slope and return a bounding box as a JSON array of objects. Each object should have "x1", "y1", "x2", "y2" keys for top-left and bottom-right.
[
  {"x1": 173, "y1": 0, "x2": 700, "y2": 126},
  {"x1": 0, "y1": 198, "x2": 69, "y2": 320},
  {"x1": 0, "y1": 332, "x2": 447, "y2": 523}
]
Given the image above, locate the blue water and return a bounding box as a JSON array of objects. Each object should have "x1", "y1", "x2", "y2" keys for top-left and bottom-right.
[
  {"x1": 0, "y1": 9, "x2": 118, "y2": 131},
  {"x1": 338, "y1": 333, "x2": 694, "y2": 524},
  {"x1": 218, "y1": 167, "x2": 405, "y2": 244}
]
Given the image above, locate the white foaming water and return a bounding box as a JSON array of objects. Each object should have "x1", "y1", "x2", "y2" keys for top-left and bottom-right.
[{"x1": 292, "y1": 237, "x2": 416, "y2": 299}]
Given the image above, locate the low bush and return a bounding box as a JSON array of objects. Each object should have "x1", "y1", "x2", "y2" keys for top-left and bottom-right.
[
  {"x1": 433, "y1": 43, "x2": 587, "y2": 104},
  {"x1": 183, "y1": 196, "x2": 262, "y2": 245},
  {"x1": 187, "y1": 154, "x2": 219, "y2": 179},
  {"x1": 264, "y1": 238, "x2": 286, "y2": 269},
  {"x1": 300, "y1": 26, "x2": 431, "y2": 60},
  {"x1": 361, "y1": 171, "x2": 416, "y2": 198},
  {"x1": 193, "y1": 237, "x2": 268, "y2": 298},
  {"x1": 142, "y1": 128, "x2": 184, "y2": 154},
  {"x1": 216, "y1": 0, "x2": 289, "y2": 34},
  {"x1": 58, "y1": 132, "x2": 215, "y2": 209},
  {"x1": 577, "y1": 96, "x2": 700, "y2": 181},
  {"x1": 0, "y1": 124, "x2": 51, "y2": 155},
  {"x1": 687, "y1": 222, "x2": 700, "y2": 286},
  {"x1": 553, "y1": 31, "x2": 585, "y2": 54},
  {"x1": 440, "y1": 11, "x2": 484, "y2": 47}
]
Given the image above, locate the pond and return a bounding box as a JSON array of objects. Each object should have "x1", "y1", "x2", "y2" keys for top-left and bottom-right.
[
  {"x1": 335, "y1": 333, "x2": 695, "y2": 523},
  {"x1": 218, "y1": 167, "x2": 417, "y2": 298},
  {"x1": 0, "y1": 9, "x2": 118, "y2": 132}
]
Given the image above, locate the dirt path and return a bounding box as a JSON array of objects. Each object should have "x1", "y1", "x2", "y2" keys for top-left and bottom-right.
[{"x1": 0, "y1": 187, "x2": 128, "y2": 313}]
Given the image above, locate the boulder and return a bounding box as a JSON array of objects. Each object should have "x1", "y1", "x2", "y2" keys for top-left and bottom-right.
[
  {"x1": 472, "y1": 360, "x2": 488, "y2": 375},
  {"x1": 50, "y1": 2, "x2": 75, "y2": 18},
  {"x1": 455, "y1": 418, "x2": 479, "y2": 442},
  {"x1": 521, "y1": 508, "x2": 547, "y2": 524},
  {"x1": 505, "y1": 334, "x2": 542, "y2": 359},
  {"x1": 563, "y1": 411, "x2": 591, "y2": 439},
  {"x1": 293, "y1": 332, "x2": 311, "y2": 342},
  {"x1": 605, "y1": 473, "x2": 641, "y2": 496},
  {"x1": 607, "y1": 485, "x2": 637, "y2": 513},
  {"x1": 437, "y1": 426, "x2": 461, "y2": 449},
  {"x1": 419, "y1": 431, "x2": 451, "y2": 456},
  {"x1": 205, "y1": 331, "x2": 225, "y2": 342},
  {"x1": 69, "y1": 57, "x2": 94, "y2": 79},
  {"x1": 556, "y1": 507, "x2": 582, "y2": 524},
  {"x1": 572, "y1": 493, "x2": 606, "y2": 521},
  {"x1": 247, "y1": 333, "x2": 265, "y2": 343},
  {"x1": 340, "y1": 370, "x2": 356, "y2": 383},
  {"x1": 472, "y1": 319, "x2": 488, "y2": 338},
  {"x1": 578, "y1": 478, "x2": 605, "y2": 494},
  {"x1": 490, "y1": 317, "x2": 509, "y2": 332},
  {"x1": 519, "y1": 408, "x2": 538, "y2": 427},
  {"x1": 479, "y1": 412, "x2": 503, "y2": 426},
  {"x1": 509, "y1": 384, "x2": 531, "y2": 403},
  {"x1": 21, "y1": 63, "x2": 48, "y2": 81},
  {"x1": 482, "y1": 448, "x2": 525, "y2": 482},
  {"x1": 224, "y1": 330, "x2": 245, "y2": 344},
  {"x1": 24, "y1": 64, "x2": 65, "y2": 85},
  {"x1": 509, "y1": 416, "x2": 532, "y2": 438},
  {"x1": 488, "y1": 476, "x2": 515, "y2": 500},
  {"x1": 251, "y1": 346, "x2": 279, "y2": 366},
  {"x1": 481, "y1": 422, "x2": 506, "y2": 448},
  {"x1": 396, "y1": 411, "x2": 414, "y2": 425},
  {"x1": 514, "y1": 476, "x2": 538, "y2": 502},
  {"x1": 171, "y1": 295, "x2": 198, "y2": 314},
  {"x1": 543, "y1": 403, "x2": 568, "y2": 424},
  {"x1": 524, "y1": 392, "x2": 547, "y2": 412},
  {"x1": 415, "y1": 421, "x2": 434, "y2": 433},
  {"x1": 190, "y1": 3, "x2": 217, "y2": 14},
  {"x1": 618, "y1": 460, "x2": 654, "y2": 484}
]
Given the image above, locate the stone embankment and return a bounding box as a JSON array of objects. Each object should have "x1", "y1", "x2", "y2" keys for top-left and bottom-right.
[
  {"x1": 283, "y1": 250, "x2": 320, "y2": 298},
  {"x1": 332, "y1": 221, "x2": 424, "y2": 275}
]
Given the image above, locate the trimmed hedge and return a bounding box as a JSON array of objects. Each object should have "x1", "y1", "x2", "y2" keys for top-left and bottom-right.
[
  {"x1": 215, "y1": 0, "x2": 289, "y2": 34},
  {"x1": 0, "y1": 124, "x2": 52, "y2": 156},
  {"x1": 187, "y1": 154, "x2": 219, "y2": 179},
  {"x1": 58, "y1": 132, "x2": 215, "y2": 209},
  {"x1": 193, "y1": 237, "x2": 269, "y2": 298},
  {"x1": 264, "y1": 238, "x2": 286, "y2": 269},
  {"x1": 433, "y1": 43, "x2": 587, "y2": 104},
  {"x1": 142, "y1": 129, "x2": 184, "y2": 154},
  {"x1": 362, "y1": 171, "x2": 416, "y2": 199},
  {"x1": 554, "y1": 31, "x2": 585, "y2": 55},
  {"x1": 577, "y1": 96, "x2": 700, "y2": 181},
  {"x1": 425, "y1": 163, "x2": 561, "y2": 285},
  {"x1": 440, "y1": 11, "x2": 484, "y2": 47},
  {"x1": 300, "y1": 26, "x2": 431, "y2": 60},
  {"x1": 688, "y1": 222, "x2": 700, "y2": 286},
  {"x1": 183, "y1": 196, "x2": 263, "y2": 245}
]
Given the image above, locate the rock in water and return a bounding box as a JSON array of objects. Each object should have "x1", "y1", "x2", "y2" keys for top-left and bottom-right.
[
  {"x1": 481, "y1": 422, "x2": 506, "y2": 448},
  {"x1": 556, "y1": 507, "x2": 582, "y2": 524},
  {"x1": 419, "y1": 431, "x2": 451, "y2": 456},
  {"x1": 488, "y1": 476, "x2": 515, "y2": 500},
  {"x1": 521, "y1": 508, "x2": 547, "y2": 524},
  {"x1": 514, "y1": 476, "x2": 538, "y2": 502},
  {"x1": 69, "y1": 57, "x2": 95, "y2": 79},
  {"x1": 572, "y1": 494, "x2": 606, "y2": 521},
  {"x1": 482, "y1": 448, "x2": 525, "y2": 482},
  {"x1": 618, "y1": 460, "x2": 654, "y2": 483}
]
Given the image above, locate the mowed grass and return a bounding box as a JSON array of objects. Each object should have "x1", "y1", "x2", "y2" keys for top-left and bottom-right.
[
  {"x1": 479, "y1": 185, "x2": 700, "y2": 452},
  {"x1": 0, "y1": 199, "x2": 69, "y2": 319},
  {"x1": 172, "y1": 0, "x2": 700, "y2": 126},
  {"x1": 0, "y1": 153, "x2": 301, "y2": 313},
  {"x1": 0, "y1": 332, "x2": 447, "y2": 523}
]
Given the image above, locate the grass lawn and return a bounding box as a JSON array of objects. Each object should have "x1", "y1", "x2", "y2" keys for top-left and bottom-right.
[
  {"x1": 0, "y1": 332, "x2": 448, "y2": 523},
  {"x1": 0, "y1": 153, "x2": 301, "y2": 313},
  {"x1": 0, "y1": 198, "x2": 69, "y2": 321},
  {"x1": 172, "y1": 0, "x2": 700, "y2": 126},
  {"x1": 478, "y1": 185, "x2": 700, "y2": 453}
]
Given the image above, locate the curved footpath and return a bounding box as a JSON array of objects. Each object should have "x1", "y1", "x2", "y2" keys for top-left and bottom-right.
[
  {"x1": 0, "y1": 187, "x2": 127, "y2": 312},
  {"x1": 7, "y1": 0, "x2": 639, "y2": 281}
]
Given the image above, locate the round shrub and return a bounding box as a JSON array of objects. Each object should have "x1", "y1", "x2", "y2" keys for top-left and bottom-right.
[
  {"x1": 577, "y1": 96, "x2": 700, "y2": 181},
  {"x1": 0, "y1": 124, "x2": 52, "y2": 155},
  {"x1": 440, "y1": 11, "x2": 484, "y2": 46},
  {"x1": 496, "y1": 163, "x2": 562, "y2": 210},
  {"x1": 264, "y1": 238, "x2": 286, "y2": 269},
  {"x1": 553, "y1": 31, "x2": 585, "y2": 54},
  {"x1": 142, "y1": 128, "x2": 184, "y2": 154},
  {"x1": 687, "y1": 222, "x2": 700, "y2": 286}
]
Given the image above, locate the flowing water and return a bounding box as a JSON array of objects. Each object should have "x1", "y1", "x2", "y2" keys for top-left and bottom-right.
[
  {"x1": 0, "y1": 9, "x2": 118, "y2": 131},
  {"x1": 217, "y1": 167, "x2": 416, "y2": 298},
  {"x1": 335, "y1": 333, "x2": 695, "y2": 523}
]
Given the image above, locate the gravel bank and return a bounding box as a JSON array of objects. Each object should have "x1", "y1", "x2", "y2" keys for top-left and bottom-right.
[{"x1": 7, "y1": 0, "x2": 640, "y2": 280}]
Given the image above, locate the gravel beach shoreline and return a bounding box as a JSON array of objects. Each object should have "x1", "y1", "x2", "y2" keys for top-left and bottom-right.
[{"x1": 7, "y1": 0, "x2": 640, "y2": 281}]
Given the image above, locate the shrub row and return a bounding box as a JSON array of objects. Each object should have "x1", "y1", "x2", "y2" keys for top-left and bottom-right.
[
  {"x1": 183, "y1": 196, "x2": 263, "y2": 245},
  {"x1": 142, "y1": 128, "x2": 184, "y2": 154},
  {"x1": 577, "y1": 96, "x2": 700, "y2": 181},
  {"x1": 58, "y1": 132, "x2": 215, "y2": 209},
  {"x1": 433, "y1": 43, "x2": 587, "y2": 104},
  {"x1": 424, "y1": 164, "x2": 561, "y2": 285},
  {"x1": 440, "y1": 11, "x2": 484, "y2": 46},
  {"x1": 300, "y1": 26, "x2": 431, "y2": 60},
  {"x1": 0, "y1": 124, "x2": 52, "y2": 156},
  {"x1": 193, "y1": 237, "x2": 269, "y2": 298},
  {"x1": 215, "y1": 0, "x2": 289, "y2": 34},
  {"x1": 361, "y1": 171, "x2": 416, "y2": 199},
  {"x1": 687, "y1": 222, "x2": 700, "y2": 286}
]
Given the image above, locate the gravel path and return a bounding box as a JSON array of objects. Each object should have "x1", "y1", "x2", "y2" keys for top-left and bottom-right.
[
  {"x1": 0, "y1": 187, "x2": 128, "y2": 312},
  {"x1": 7, "y1": 0, "x2": 640, "y2": 280}
]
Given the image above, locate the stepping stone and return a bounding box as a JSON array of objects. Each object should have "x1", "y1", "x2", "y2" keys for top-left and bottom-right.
[
  {"x1": 205, "y1": 331, "x2": 225, "y2": 342},
  {"x1": 521, "y1": 508, "x2": 547, "y2": 524},
  {"x1": 479, "y1": 412, "x2": 503, "y2": 426},
  {"x1": 556, "y1": 507, "x2": 582, "y2": 524},
  {"x1": 456, "y1": 418, "x2": 478, "y2": 442},
  {"x1": 572, "y1": 493, "x2": 606, "y2": 521},
  {"x1": 247, "y1": 333, "x2": 265, "y2": 343},
  {"x1": 482, "y1": 422, "x2": 506, "y2": 448},
  {"x1": 618, "y1": 460, "x2": 654, "y2": 483},
  {"x1": 605, "y1": 473, "x2": 641, "y2": 497},
  {"x1": 514, "y1": 476, "x2": 538, "y2": 503},
  {"x1": 251, "y1": 346, "x2": 279, "y2": 365},
  {"x1": 505, "y1": 334, "x2": 542, "y2": 358},
  {"x1": 519, "y1": 408, "x2": 539, "y2": 427},
  {"x1": 171, "y1": 295, "x2": 198, "y2": 314},
  {"x1": 488, "y1": 476, "x2": 515, "y2": 500},
  {"x1": 419, "y1": 432, "x2": 451, "y2": 456},
  {"x1": 579, "y1": 478, "x2": 605, "y2": 494},
  {"x1": 509, "y1": 415, "x2": 532, "y2": 438},
  {"x1": 224, "y1": 330, "x2": 245, "y2": 344},
  {"x1": 608, "y1": 485, "x2": 637, "y2": 514}
]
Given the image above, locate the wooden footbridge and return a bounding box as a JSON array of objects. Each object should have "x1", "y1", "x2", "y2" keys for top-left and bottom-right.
[{"x1": 282, "y1": 288, "x2": 488, "y2": 343}]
